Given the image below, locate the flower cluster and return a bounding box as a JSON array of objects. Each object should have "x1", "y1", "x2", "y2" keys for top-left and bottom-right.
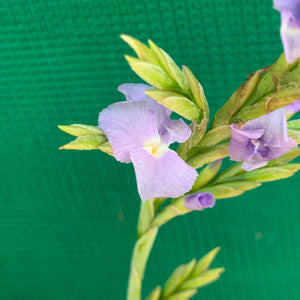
[
  {"x1": 58, "y1": 5, "x2": 300, "y2": 299},
  {"x1": 99, "y1": 85, "x2": 300, "y2": 204}
]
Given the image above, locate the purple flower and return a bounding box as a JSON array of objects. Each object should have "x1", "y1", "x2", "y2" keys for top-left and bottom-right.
[
  {"x1": 98, "y1": 83, "x2": 197, "y2": 201},
  {"x1": 274, "y1": 0, "x2": 300, "y2": 63},
  {"x1": 184, "y1": 192, "x2": 215, "y2": 210},
  {"x1": 228, "y1": 109, "x2": 297, "y2": 171}
]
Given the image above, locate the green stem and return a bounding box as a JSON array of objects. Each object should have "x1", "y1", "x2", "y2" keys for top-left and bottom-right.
[
  {"x1": 126, "y1": 200, "x2": 159, "y2": 300},
  {"x1": 126, "y1": 227, "x2": 158, "y2": 300}
]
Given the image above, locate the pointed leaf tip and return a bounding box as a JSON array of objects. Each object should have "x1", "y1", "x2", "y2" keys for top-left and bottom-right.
[
  {"x1": 58, "y1": 124, "x2": 104, "y2": 137},
  {"x1": 179, "y1": 268, "x2": 225, "y2": 290},
  {"x1": 59, "y1": 135, "x2": 107, "y2": 150},
  {"x1": 166, "y1": 289, "x2": 197, "y2": 300},
  {"x1": 192, "y1": 247, "x2": 221, "y2": 276},
  {"x1": 182, "y1": 65, "x2": 209, "y2": 116},
  {"x1": 162, "y1": 259, "x2": 196, "y2": 298},
  {"x1": 145, "y1": 89, "x2": 203, "y2": 122},
  {"x1": 121, "y1": 35, "x2": 160, "y2": 64},
  {"x1": 125, "y1": 55, "x2": 177, "y2": 90},
  {"x1": 145, "y1": 286, "x2": 161, "y2": 300},
  {"x1": 147, "y1": 40, "x2": 190, "y2": 95}
]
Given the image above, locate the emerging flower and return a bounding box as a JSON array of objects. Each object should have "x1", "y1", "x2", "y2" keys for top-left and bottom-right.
[
  {"x1": 184, "y1": 192, "x2": 215, "y2": 211},
  {"x1": 228, "y1": 109, "x2": 297, "y2": 171},
  {"x1": 98, "y1": 83, "x2": 197, "y2": 201},
  {"x1": 274, "y1": 0, "x2": 300, "y2": 63}
]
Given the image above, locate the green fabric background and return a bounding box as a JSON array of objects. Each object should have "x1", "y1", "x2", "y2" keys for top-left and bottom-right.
[{"x1": 1, "y1": 0, "x2": 299, "y2": 299}]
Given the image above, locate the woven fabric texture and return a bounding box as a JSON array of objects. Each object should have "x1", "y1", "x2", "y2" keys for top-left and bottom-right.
[{"x1": 1, "y1": 0, "x2": 299, "y2": 299}]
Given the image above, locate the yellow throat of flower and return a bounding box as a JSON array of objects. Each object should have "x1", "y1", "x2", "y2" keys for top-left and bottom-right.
[{"x1": 144, "y1": 136, "x2": 168, "y2": 157}]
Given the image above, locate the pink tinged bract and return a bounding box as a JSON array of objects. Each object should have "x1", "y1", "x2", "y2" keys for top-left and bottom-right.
[
  {"x1": 229, "y1": 109, "x2": 297, "y2": 171},
  {"x1": 98, "y1": 83, "x2": 198, "y2": 201},
  {"x1": 274, "y1": 0, "x2": 300, "y2": 63},
  {"x1": 184, "y1": 192, "x2": 215, "y2": 211}
]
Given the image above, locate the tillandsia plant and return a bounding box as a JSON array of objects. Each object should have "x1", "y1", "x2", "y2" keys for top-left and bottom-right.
[{"x1": 59, "y1": 1, "x2": 300, "y2": 299}]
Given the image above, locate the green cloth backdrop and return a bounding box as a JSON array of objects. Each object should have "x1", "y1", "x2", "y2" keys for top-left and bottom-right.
[{"x1": 1, "y1": 0, "x2": 299, "y2": 299}]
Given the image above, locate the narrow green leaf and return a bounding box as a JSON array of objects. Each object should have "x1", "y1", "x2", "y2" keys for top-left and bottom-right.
[
  {"x1": 287, "y1": 119, "x2": 300, "y2": 129},
  {"x1": 148, "y1": 40, "x2": 190, "y2": 95},
  {"x1": 220, "y1": 181, "x2": 262, "y2": 191},
  {"x1": 192, "y1": 247, "x2": 221, "y2": 276},
  {"x1": 243, "y1": 53, "x2": 296, "y2": 107},
  {"x1": 179, "y1": 268, "x2": 225, "y2": 290},
  {"x1": 162, "y1": 260, "x2": 196, "y2": 298},
  {"x1": 146, "y1": 286, "x2": 161, "y2": 300},
  {"x1": 230, "y1": 102, "x2": 266, "y2": 123},
  {"x1": 186, "y1": 143, "x2": 229, "y2": 169},
  {"x1": 198, "y1": 185, "x2": 244, "y2": 199},
  {"x1": 281, "y1": 66, "x2": 298, "y2": 85},
  {"x1": 166, "y1": 289, "x2": 197, "y2": 300},
  {"x1": 148, "y1": 39, "x2": 169, "y2": 70},
  {"x1": 177, "y1": 120, "x2": 208, "y2": 160},
  {"x1": 231, "y1": 167, "x2": 296, "y2": 182},
  {"x1": 287, "y1": 129, "x2": 300, "y2": 143},
  {"x1": 158, "y1": 97, "x2": 202, "y2": 122},
  {"x1": 198, "y1": 181, "x2": 261, "y2": 199},
  {"x1": 98, "y1": 141, "x2": 113, "y2": 155},
  {"x1": 182, "y1": 66, "x2": 208, "y2": 116},
  {"x1": 145, "y1": 89, "x2": 203, "y2": 122},
  {"x1": 266, "y1": 85, "x2": 300, "y2": 112},
  {"x1": 121, "y1": 34, "x2": 160, "y2": 65},
  {"x1": 58, "y1": 124, "x2": 104, "y2": 137},
  {"x1": 231, "y1": 86, "x2": 300, "y2": 123},
  {"x1": 211, "y1": 162, "x2": 244, "y2": 184},
  {"x1": 267, "y1": 148, "x2": 300, "y2": 166},
  {"x1": 145, "y1": 89, "x2": 183, "y2": 99},
  {"x1": 160, "y1": 48, "x2": 191, "y2": 95},
  {"x1": 280, "y1": 163, "x2": 300, "y2": 171},
  {"x1": 59, "y1": 135, "x2": 107, "y2": 150},
  {"x1": 212, "y1": 71, "x2": 261, "y2": 128},
  {"x1": 197, "y1": 125, "x2": 231, "y2": 148},
  {"x1": 192, "y1": 160, "x2": 223, "y2": 191},
  {"x1": 125, "y1": 55, "x2": 178, "y2": 90}
]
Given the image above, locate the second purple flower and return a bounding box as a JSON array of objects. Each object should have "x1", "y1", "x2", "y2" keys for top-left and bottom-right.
[{"x1": 228, "y1": 109, "x2": 297, "y2": 171}]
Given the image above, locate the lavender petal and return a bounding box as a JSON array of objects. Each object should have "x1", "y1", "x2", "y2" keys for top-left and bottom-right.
[
  {"x1": 228, "y1": 124, "x2": 263, "y2": 162},
  {"x1": 280, "y1": 11, "x2": 300, "y2": 63},
  {"x1": 244, "y1": 109, "x2": 289, "y2": 147},
  {"x1": 160, "y1": 118, "x2": 192, "y2": 145},
  {"x1": 99, "y1": 100, "x2": 161, "y2": 162},
  {"x1": 118, "y1": 83, "x2": 154, "y2": 102},
  {"x1": 130, "y1": 148, "x2": 197, "y2": 201},
  {"x1": 274, "y1": 0, "x2": 300, "y2": 19}
]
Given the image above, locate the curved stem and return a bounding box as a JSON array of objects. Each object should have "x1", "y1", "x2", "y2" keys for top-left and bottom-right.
[
  {"x1": 127, "y1": 227, "x2": 158, "y2": 300},
  {"x1": 126, "y1": 199, "x2": 158, "y2": 300}
]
